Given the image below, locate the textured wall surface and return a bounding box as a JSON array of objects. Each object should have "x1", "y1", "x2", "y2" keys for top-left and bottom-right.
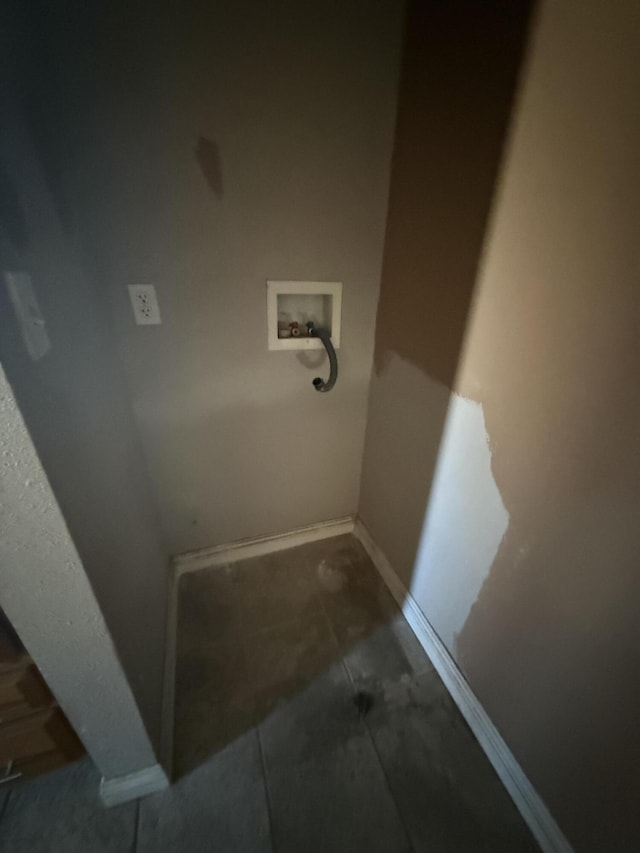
[
  {"x1": 0, "y1": 365, "x2": 158, "y2": 779},
  {"x1": 360, "y1": 0, "x2": 640, "y2": 849},
  {"x1": 0, "y1": 14, "x2": 169, "y2": 750}
]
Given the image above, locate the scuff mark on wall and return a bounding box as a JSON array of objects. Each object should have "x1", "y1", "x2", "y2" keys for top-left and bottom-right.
[{"x1": 195, "y1": 136, "x2": 223, "y2": 197}]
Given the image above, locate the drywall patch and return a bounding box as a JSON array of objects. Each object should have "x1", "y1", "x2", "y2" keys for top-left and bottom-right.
[
  {"x1": 409, "y1": 391, "x2": 508, "y2": 654},
  {"x1": 195, "y1": 137, "x2": 223, "y2": 197}
]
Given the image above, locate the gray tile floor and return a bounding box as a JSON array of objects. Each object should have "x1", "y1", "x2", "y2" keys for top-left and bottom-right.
[{"x1": 0, "y1": 534, "x2": 539, "y2": 852}]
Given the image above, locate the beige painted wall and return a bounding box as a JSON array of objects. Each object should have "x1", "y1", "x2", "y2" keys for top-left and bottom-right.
[
  {"x1": 71, "y1": 0, "x2": 405, "y2": 554},
  {"x1": 360, "y1": 0, "x2": 640, "y2": 849},
  {"x1": 0, "y1": 28, "x2": 168, "y2": 753}
]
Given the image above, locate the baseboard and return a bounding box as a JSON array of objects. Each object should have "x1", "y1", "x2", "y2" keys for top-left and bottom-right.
[
  {"x1": 100, "y1": 763, "x2": 169, "y2": 808},
  {"x1": 173, "y1": 515, "x2": 355, "y2": 575},
  {"x1": 353, "y1": 517, "x2": 573, "y2": 853}
]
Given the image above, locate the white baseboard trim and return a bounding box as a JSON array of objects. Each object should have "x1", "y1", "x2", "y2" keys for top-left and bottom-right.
[
  {"x1": 173, "y1": 515, "x2": 355, "y2": 576},
  {"x1": 100, "y1": 763, "x2": 169, "y2": 808},
  {"x1": 354, "y1": 517, "x2": 573, "y2": 853}
]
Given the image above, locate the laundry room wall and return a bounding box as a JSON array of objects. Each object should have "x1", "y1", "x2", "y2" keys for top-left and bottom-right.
[{"x1": 79, "y1": 0, "x2": 405, "y2": 554}]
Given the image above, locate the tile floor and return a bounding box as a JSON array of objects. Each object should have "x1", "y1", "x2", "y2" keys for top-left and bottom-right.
[{"x1": 0, "y1": 534, "x2": 539, "y2": 852}]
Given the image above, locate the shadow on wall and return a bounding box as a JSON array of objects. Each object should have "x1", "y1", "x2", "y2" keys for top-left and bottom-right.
[
  {"x1": 373, "y1": 0, "x2": 536, "y2": 388},
  {"x1": 0, "y1": 0, "x2": 170, "y2": 754},
  {"x1": 0, "y1": 162, "x2": 30, "y2": 252},
  {"x1": 359, "y1": 0, "x2": 535, "y2": 587}
]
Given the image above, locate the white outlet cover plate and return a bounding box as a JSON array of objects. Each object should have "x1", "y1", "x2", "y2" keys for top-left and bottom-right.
[{"x1": 128, "y1": 283, "x2": 161, "y2": 325}]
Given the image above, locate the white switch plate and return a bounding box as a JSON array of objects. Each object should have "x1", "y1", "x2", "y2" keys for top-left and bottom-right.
[
  {"x1": 128, "y1": 284, "x2": 161, "y2": 325},
  {"x1": 4, "y1": 271, "x2": 51, "y2": 360}
]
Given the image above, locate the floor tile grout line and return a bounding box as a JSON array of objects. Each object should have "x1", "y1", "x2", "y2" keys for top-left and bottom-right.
[
  {"x1": 255, "y1": 725, "x2": 277, "y2": 853},
  {"x1": 0, "y1": 788, "x2": 12, "y2": 823},
  {"x1": 317, "y1": 589, "x2": 345, "y2": 660},
  {"x1": 132, "y1": 797, "x2": 141, "y2": 853},
  {"x1": 363, "y1": 713, "x2": 417, "y2": 853},
  {"x1": 330, "y1": 586, "x2": 421, "y2": 853},
  {"x1": 337, "y1": 654, "x2": 356, "y2": 701},
  {"x1": 337, "y1": 656, "x2": 417, "y2": 853}
]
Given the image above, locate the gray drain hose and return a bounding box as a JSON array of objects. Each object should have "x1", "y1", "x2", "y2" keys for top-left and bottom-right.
[{"x1": 307, "y1": 324, "x2": 338, "y2": 392}]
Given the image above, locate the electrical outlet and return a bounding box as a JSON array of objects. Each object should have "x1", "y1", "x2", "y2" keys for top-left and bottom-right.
[{"x1": 128, "y1": 284, "x2": 161, "y2": 325}]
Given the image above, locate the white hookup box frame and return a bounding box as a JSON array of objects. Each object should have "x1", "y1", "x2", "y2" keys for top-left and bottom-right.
[{"x1": 266, "y1": 280, "x2": 342, "y2": 351}]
